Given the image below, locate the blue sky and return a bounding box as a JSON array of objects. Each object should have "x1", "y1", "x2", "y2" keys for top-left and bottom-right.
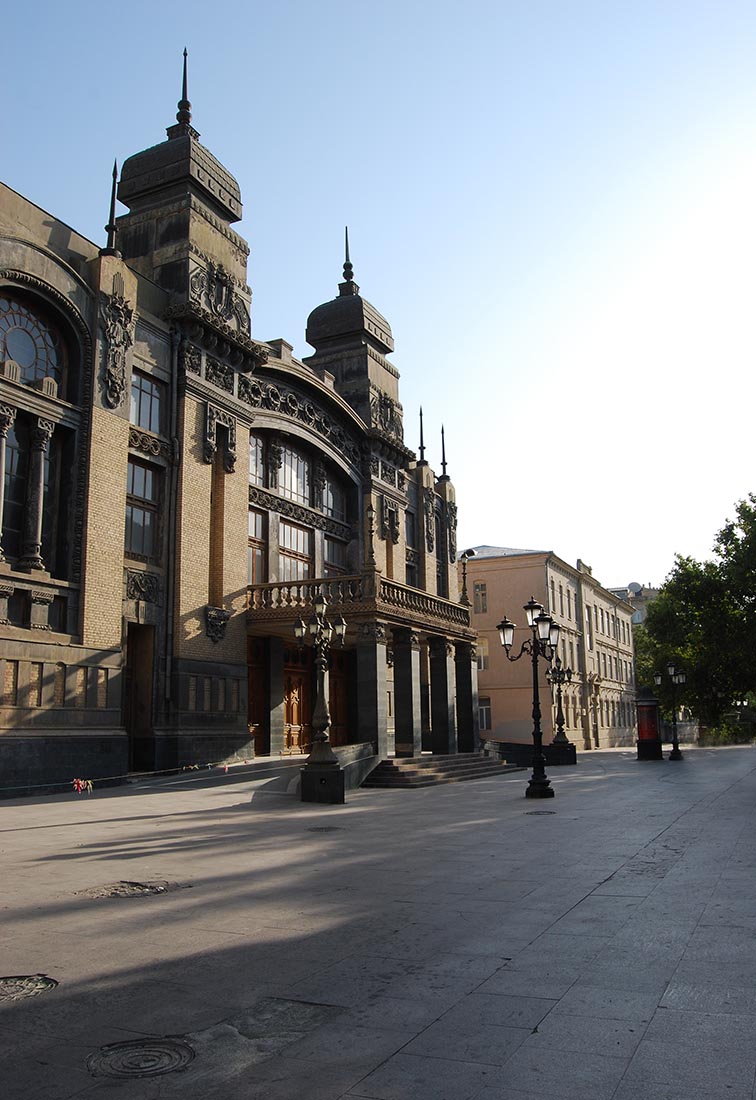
[{"x1": 6, "y1": 1, "x2": 756, "y2": 588}]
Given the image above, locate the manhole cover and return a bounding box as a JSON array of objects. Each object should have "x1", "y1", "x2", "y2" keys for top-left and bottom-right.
[
  {"x1": 306, "y1": 826, "x2": 344, "y2": 833},
  {"x1": 87, "y1": 1037, "x2": 195, "y2": 1079},
  {"x1": 80, "y1": 881, "x2": 176, "y2": 899},
  {"x1": 0, "y1": 975, "x2": 58, "y2": 1001},
  {"x1": 526, "y1": 810, "x2": 556, "y2": 815}
]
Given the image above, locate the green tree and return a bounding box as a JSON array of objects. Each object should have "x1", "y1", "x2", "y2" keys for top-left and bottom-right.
[{"x1": 643, "y1": 494, "x2": 756, "y2": 727}]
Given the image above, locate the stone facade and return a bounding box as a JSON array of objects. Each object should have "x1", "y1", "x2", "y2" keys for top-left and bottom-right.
[
  {"x1": 464, "y1": 547, "x2": 637, "y2": 751},
  {"x1": 0, "y1": 77, "x2": 477, "y2": 795}
]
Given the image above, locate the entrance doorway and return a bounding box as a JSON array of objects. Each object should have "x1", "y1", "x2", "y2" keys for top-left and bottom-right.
[
  {"x1": 123, "y1": 623, "x2": 155, "y2": 771},
  {"x1": 283, "y1": 645, "x2": 312, "y2": 754},
  {"x1": 247, "y1": 637, "x2": 270, "y2": 755}
]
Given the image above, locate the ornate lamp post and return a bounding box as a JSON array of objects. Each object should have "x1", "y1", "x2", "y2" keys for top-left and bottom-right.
[
  {"x1": 459, "y1": 548, "x2": 477, "y2": 606},
  {"x1": 546, "y1": 655, "x2": 572, "y2": 745},
  {"x1": 653, "y1": 663, "x2": 686, "y2": 761},
  {"x1": 294, "y1": 593, "x2": 347, "y2": 800},
  {"x1": 497, "y1": 597, "x2": 560, "y2": 798}
]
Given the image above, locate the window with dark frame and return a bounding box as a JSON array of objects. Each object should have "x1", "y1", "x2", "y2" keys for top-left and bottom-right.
[
  {"x1": 280, "y1": 445, "x2": 309, "y2": 505},
  {"x1": 473, "y1": 582, "x2": 487, "y2": 614},
  {"x1": 247, "y1": 508, "x2": 267, "y2": 585},
  {"x1": 324, "y1": 536, "x2": 347, "y2": 577},
  {"x1": 249, "y1": 433, "x2": 265, "y2": 487},
  {"x1": 125, "y1": 458, "x2": 160, "y2": 561},
  {"x1": 278, "y1": 519, "x2": 312, "y2": 581},
  {"x1": 479, "y1": 697, "x2": 492, "y2": 731},
  {"x1": 130, "y1": 372, "x2": 164, "y2": 434}
]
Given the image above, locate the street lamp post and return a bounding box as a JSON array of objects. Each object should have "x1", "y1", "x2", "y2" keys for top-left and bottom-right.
[
  {"x1": 547, "y1": 655, "x2": 572, "y2": 745},
  {"x1": 459, "y1": 548, "x2": 477, "y2": 606},
  {"x1": 497, "y1": 597, "x2": 560, "y2": 799},
  {"x1": 294, "y1": 592, "x2": 347, "y2": 801},
  {"x1": 653, "y1": 663, "x2": 686, "y2": 761}
]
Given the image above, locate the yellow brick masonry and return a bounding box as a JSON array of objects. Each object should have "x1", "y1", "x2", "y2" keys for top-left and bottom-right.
[
  {"x1": 80, "y1": 407, "x2": 130, "y2": 649},
  {"x1": 173, "y1": 397, "x2": 248, "y2": 664}
]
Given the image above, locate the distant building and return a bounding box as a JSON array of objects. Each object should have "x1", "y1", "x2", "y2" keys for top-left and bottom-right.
[
  {"x1": 463, "y1": 548, "x2": 637, "y2": 750},
  {"x1": 608, "y1": 582, "x2": 661, "y2": 625}
]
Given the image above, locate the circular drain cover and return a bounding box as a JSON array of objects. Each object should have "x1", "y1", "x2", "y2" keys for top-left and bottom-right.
[
  {"x1": 87, "y1": 1037, "x2": 195, "y2": 1079},
  {"x1": 81, "y1": 881, "x2": 172, "y2": 899},
  {"x1": 0, "y1": 975, "x2": 58, "y2": 1002},
  {"x1": 526, "y1": 810, "x2": 556, "y2": 815}
]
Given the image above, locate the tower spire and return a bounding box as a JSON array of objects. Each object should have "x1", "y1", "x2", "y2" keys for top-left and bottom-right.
[
  {"x1": 418, "y1": 406, "x2": 427, "y2": 464},
  {"x1": 167, "y1": 48, "x2": 199, "y2": 140},
  {"x1": 440, "y1": 424, "x2": 448, "y2": 478},
  {"x1": 100, "y1": 160, "x2": 121, "y2": 258},
  {"x1": 339, "y1": 226, "x2": 359, "y2": 297}
]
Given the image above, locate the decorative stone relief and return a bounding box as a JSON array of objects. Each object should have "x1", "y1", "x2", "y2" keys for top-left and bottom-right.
[
  {"x1": 99, "y1": 274, "x2": 134, "y2": 409},
  {"x1": 205, "y1": 358, "x2": 234, "y2": 393},
  {"x1": 312, "y1": 461, "x2": 327, "y2": 510},
  {"x1": 0, "y1": 404, "x2": 16, "y2": 436},
  {"x1": 203, "y1": 404, "x2": 237, "y2": 472},
  {"x1": 423, "y1": 488, "x2": 435, "y2": 552},
  {"x1": 179, "y1": 339, "x2": 201, "y2": 376},
  {"x1": 205, "y1": 605, "x2": 231, "y2": 644},
  {"x1": 266, "y1": 441, "x2": 283, "y2": 489},
  {"x1": 248, "y1": 486, "x2": 351, "y2": 539},
  {"x1": 125, "y1": 570, "x2": 160, "y2": 604},
  {"x1": 379, "y1": 498, "x2": 401, "y2": 545},
  {"x1": 189, "y1": 261, "x2": 250, "y2": 334},
  {"x1": 369, "y1": 390, "x2": 404, "y2": 441},
  {"x1": 129, "y1": 428, "x2": 172, "y2": 460},
  {"x1": 446, "y1": 501, "x2": 458, "y2": 564},
  {"x1": 358, "y1": 622, "x2": 388, "y2": 644}
]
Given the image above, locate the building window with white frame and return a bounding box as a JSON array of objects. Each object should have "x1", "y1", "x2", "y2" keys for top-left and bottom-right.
[{"x1": 479, "y1": 697, "x2": 492, "y2": 731}]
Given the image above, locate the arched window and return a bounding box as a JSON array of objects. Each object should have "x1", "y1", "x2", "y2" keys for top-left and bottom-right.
[
  {"x1": 280, "y1": 445, "x2": 309, "y2": 505},
  {"x1": 0, "y1": 295, "x2": 67, "y2": 389}
]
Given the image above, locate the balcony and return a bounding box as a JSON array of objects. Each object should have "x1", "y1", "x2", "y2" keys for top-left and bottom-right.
[{"x1": 247, "y1": 572, "x2": 471, "y2": 635}]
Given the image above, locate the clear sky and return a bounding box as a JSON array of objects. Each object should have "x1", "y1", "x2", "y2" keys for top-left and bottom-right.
[{"x1": 5, "y1": 1, "x2": 756, "y2": 590}]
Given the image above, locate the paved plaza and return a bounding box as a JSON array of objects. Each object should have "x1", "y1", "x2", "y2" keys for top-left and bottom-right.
[{"x1": 3, "y1": 746, "x2": 756, "y2": 1099}]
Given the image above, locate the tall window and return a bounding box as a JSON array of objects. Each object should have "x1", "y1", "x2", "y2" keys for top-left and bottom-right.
[
  {"x1": 249, "y1": 433, "x2": 265, "y2": 486},
  {"x1": 279, "y1": 520, "x2": 312, "y2": 581},
  {"x1": 566, "y1": 589, "x2": 572, "y2": 620},
  {"x1": 559, "y1": 585, "x2": 564, "y2": 616},
  {"x1": 477, "y1": 639, "x2": 489, "y2": 671},
  {"x1": 3, "y1": 419, "x2": 28, "y2": 560},
  {"x1": 0, "y1": 295, "x2": 66, "y2": 389},
  {"x1": 585, "y1": 606, "x2": 593, "y2": 650},
  {"x1": 479, "y1": 697, "x2": 492, "y2": 732},
  {"x1": 473, "y1": 582, "x2": 487, "y2": 614},
  {"x1": 247, "y1": 509, "x2": 267, "y2": 584},
  {"x1": 405, "y1": 511, "x2": 416, "y2": 548},
  {"x1": 324, "y1": 536, "x2": 347, "y2": 577},
  {"x1": 323, "y1": 474, "x2": 346, "y2": 521},
  {"x1": 130, "y1": 372, "x2": 164, "y2": 434},
  {"x1": 280, "y1": 445, "x2": 309, "y2": 505},
  {"x1": 125, "y1": 459, "x2": 159, "y2": 560}
]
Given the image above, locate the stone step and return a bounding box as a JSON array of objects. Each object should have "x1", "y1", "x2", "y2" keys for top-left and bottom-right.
[{"x1": 362, "y1": 755, "x2": 524, "y2": 789}]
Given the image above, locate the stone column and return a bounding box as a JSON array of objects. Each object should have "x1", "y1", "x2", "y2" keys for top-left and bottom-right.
[
  {"x1": 356, "y1": 622, "x2": 389, "y2": 758},
  {"x1": 455, "y1": 641, "x2": 480, "y2": 753},
  {"x1": 0, "y1": 404, "x2": 16, "y2": 562},
  {"x1": 393, "y1": 628, "x2": 422, "y2": 758},
  {"x1": 268, "y1": 636, "x2": 286, "y2": 754},
  {"x1": 18, "y1": 417, "x2": 54, "y2": 572},
  {"x1": 428, "y1": 635, "x2": 457, "y2": 755}
]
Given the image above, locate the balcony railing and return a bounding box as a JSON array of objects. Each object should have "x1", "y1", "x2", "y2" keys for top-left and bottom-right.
[{"x1": 248, "y1": 572, "x2": 471, "y2": 631}]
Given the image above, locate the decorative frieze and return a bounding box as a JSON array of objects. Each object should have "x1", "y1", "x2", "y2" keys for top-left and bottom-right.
[
  {"x1": 128, "y1": 428, "x2": 172, "y2": 460},
  {"x1": 423, "y1": 488, "x2": 435, "y2": 552},
  {"x1": 248, "y1": 485, "x2": 351, "y2": 539},
  {"x1": 446, "y1": 500, "x2": 458, "y2": 564},
  {"x1": 203, "y1": 404, "x2": 237, "y2": 472}
]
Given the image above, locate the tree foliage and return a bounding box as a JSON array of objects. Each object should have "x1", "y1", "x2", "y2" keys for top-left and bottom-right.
[{"x1": 642, "y1": 494, "x2": 756, "y2": 727}]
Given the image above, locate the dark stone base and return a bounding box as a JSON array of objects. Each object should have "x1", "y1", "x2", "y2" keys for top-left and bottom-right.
[
  {"x1": 637, "y1": 738, "x2": 663, "y2": 760},
  {"x1": 301, "y1": 764, "x2": 345, "y2": 804},
  {"x1": 0, "y1": 733, "x2": 128, "y2": 799},
  {"x1": 483, "y1": 739, "x2": 577, "y2": 767}
]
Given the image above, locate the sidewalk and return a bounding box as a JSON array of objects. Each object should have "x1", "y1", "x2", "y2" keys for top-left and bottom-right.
[{"x1": 2, "y1": 746, "x2": 756, "y2": 1099}]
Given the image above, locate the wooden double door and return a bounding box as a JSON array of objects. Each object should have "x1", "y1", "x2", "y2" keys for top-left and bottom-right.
[{"x1": 247, "y1": 639, "x2": 350, "y2": 756}]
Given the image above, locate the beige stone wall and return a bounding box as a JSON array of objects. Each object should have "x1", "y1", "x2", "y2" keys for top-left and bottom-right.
[{"x1": 79, "y1": 407, "x2": 130, "y2": 649}]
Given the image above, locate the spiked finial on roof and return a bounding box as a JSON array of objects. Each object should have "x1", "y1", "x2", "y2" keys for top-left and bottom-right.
[
  {"x1": 100, "y1": 159, "x2": 121, "y2": 258},
  {"x1": 167, "y1": 48, "x2": 200, "y2": 140},
  {"x1": 339, "y1": 226, "x2": 360, "y2": 297},
  {"x1": 440, "y1": 424, "x2": 448, "y2": 478},
  {"x1": 418, "y1": 406, "x2": 427, "y2": 464}
]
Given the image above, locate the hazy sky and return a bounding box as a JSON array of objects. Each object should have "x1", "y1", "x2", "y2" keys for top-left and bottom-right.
[{"x1": 5, "y1": 1, "x2": 756, "y2": 589}]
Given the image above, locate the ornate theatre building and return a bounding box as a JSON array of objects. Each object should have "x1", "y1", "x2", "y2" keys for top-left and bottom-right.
[{"x1": 0, "y1": 75, "x2": 478, "y2": 794}]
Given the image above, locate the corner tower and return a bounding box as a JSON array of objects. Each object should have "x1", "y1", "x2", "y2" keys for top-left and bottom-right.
[
  {"x1": 304, "y1": 233, "x2": 403, "y2": 441},
  {"x1": 115, "y1": 51, "x2": 251, "y2": 331}
]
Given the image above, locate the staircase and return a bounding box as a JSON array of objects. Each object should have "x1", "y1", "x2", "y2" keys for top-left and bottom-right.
[{"x1": 361, "y1": 753, "x2": 525, "y2": 789}]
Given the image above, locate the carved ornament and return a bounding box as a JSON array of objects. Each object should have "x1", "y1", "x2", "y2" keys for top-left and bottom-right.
[
  {"x1": 204, "y1": 404, "x2": 237, "y2": 472},
  {"x1": 125, "y1": 570, "x2": 160, "y2": 604},
  {"x1": 248, "y1": 485, "x2": 351, "y2": 539},
  {"x1": 205, "y1": 605, "x2": 231, "y2": 644},
  {"x1": 423, "y1": 487, "x2": 435, "y2": 552},
  {"x1": 99, "y1": 276, "x2": 135, "y2": 409},
  {"x1": 446, "y1": 500, "x2": 458, "y2": 564}
]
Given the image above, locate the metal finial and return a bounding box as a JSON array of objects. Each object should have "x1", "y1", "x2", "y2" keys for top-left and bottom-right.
[
  {"x1": 100, "y1": 159, "x2": 121, "y2": 258},
  {"x1": 419, "y1": 406, "x2": 426, "y2": 463},
  {"x1": 441, "y1": 424, "x2": 447, "y2": 477},
  {"x1": 177, "y1": 47, "x2": 191, "y2": 126},
  {"x1": 343, "y1": 226, "x2": 354, "y2": 283}
]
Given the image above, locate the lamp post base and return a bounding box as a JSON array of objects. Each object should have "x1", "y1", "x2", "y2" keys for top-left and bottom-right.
[
  {"x1": 669, "y1": 746, "x2": 683, "y2": 761},
  {"x1": 525, "y1": 777, "x2": 555, "y2": 798}
]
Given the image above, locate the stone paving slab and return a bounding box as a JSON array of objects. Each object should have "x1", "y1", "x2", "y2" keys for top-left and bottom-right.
[{"x1": 3, "y1": 746, "x2": 756, "y2": 1098}]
